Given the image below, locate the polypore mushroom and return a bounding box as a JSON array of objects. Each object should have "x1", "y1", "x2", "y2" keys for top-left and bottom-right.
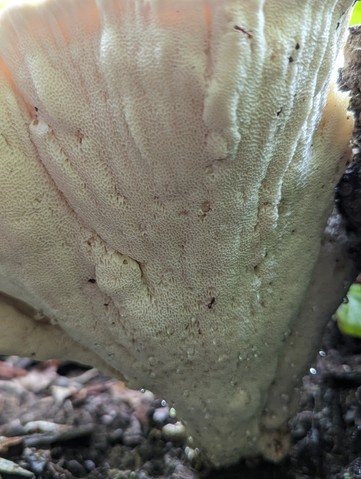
[{"x1": 0, "y1": 0, "x2": 356, "y2": 467}]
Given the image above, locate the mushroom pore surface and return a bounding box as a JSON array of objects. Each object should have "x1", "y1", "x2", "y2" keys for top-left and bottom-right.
[{"x1": 0, "y1": 0, "x2": 355, "y2": 466}]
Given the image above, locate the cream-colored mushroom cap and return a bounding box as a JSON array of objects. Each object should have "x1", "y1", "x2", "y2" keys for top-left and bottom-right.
[{"x1": 0, "y1": 0, "x2": 355, "y2": 466}]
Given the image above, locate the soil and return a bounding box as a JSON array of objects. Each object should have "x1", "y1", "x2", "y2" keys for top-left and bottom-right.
[{"x1": 0, "y1": 318, "x2": 361, "y2": 479}]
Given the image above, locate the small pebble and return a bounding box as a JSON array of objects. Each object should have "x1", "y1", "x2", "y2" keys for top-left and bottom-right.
[
  {"x1": 162, "y1": 422, "x2": 187, "y2": 441},
  {"x1": 66, "y1": 459, "x2": 87, "y2": 478},
  {"x1": 23, "y1": 448, "x2": 48, "y2": 474},
  {"x1": 153, "y1": 407, "x2": 169, "y2": 423},
  {"x1": 102, "y1": 412, "x2": 117, "y2": 425},
  {"x1": 84, "y1": 459, "x2": 96, "y2": 472},
  {"x1": 27, "y1": 457, "x2": 46, "y2": 475}
]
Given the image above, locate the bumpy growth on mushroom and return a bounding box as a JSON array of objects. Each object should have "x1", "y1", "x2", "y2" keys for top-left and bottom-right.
[{"x1": 0, "y1": 0, "x2": 355, "y2": 467}]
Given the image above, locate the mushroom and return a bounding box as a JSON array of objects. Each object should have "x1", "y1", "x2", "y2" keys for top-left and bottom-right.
[{"x1": 0, "y1": 0, "x2": 355, "y2": 467}]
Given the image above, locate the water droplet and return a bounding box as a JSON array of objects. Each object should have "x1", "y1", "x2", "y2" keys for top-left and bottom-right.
[
  {"x1": 319, "y1": 350, "x2": 326, "y2": 357},
  {"x1": 309, "y1": 367, "x2": 317, "y2": 375},
  {"x1": 161, "y1": 399, "x2": 167, "y2": 407},
  {"x1": 187, "y1": 347, "x2": 195, "y2": 360}
]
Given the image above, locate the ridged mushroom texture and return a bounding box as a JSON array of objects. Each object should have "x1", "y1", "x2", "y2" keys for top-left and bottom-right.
[{"x1": 0, "y1": 0, "x2": 355, "y2": 467}]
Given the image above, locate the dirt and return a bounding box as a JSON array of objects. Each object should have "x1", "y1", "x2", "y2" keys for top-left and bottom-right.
[{"x1": 0, "y1": 318, "x2": 361, "y2": 479}]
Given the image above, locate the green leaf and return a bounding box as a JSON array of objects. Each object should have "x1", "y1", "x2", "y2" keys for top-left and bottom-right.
[
  {"x1": 336, "y1": 283, "x2": 361, "y2": 338},
  {"x1": 350, "y1": 1, "x2": 361, "y2": 26}
]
